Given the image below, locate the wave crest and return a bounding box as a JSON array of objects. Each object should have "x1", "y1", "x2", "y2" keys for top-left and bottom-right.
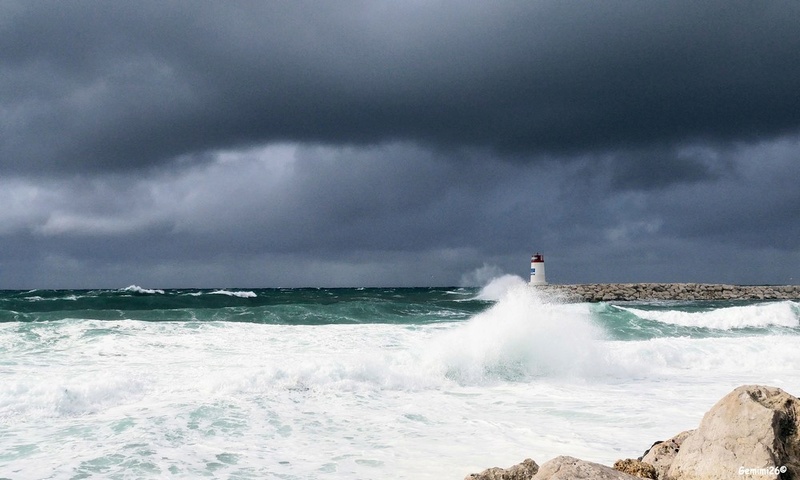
[
  {"x1": 614, "y1": 301, "x2": 799, "y2": 329},
  {"x1": 210, "y1": 290, "x2": 257, "y2": 298},
  {"x1": 121, "y1": 285, "x2": 165, "y2": 295},
  {"x1": 427, "y1": 283, "x2": 612, "y2": 383}
]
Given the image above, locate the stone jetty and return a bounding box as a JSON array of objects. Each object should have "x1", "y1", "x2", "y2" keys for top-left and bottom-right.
[{"x1": 537, "y1": 283, "x2": 800, "y2": 302}]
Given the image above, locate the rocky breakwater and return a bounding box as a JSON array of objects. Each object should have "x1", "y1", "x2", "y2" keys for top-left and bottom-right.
[
  {"x1": 465, "y1": 384, "x2": 800, "y2": 480},
  {"x1": 539, "y1": 283, "x2": 800, "y2": 302}
]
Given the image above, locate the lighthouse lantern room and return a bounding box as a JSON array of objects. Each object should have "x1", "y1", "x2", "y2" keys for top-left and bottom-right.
[{"x1": 530, "y1": 253, "x2": 546, "y2": 285}]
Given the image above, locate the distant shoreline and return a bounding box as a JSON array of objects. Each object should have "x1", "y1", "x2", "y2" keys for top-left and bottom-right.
[{"x1": 537, "y1": 283, "x2": 800, "y2": 302}]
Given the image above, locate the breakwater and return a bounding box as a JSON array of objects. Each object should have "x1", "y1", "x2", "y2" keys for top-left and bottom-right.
[{"x1": 538, "y1": 283, "x2": 800, "y2": 302}]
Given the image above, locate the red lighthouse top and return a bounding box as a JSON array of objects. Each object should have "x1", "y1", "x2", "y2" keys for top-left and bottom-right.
[{"x1": 531, "y1": 253, "x2": 544, "y2": 263}]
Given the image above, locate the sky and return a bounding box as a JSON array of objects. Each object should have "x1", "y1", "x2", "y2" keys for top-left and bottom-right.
[{"x1": 1, "y1": 1, "x2": 799, "y2": 289}]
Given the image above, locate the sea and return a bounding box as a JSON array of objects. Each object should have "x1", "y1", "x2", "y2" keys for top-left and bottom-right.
[{"x1": 1, "y1": 275, "x2": 799, "y2": 479}]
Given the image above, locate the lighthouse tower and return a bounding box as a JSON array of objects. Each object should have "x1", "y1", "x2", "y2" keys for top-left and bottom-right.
[{"x1": 530, "y1": 253, "x2": 546, "y2": 285}]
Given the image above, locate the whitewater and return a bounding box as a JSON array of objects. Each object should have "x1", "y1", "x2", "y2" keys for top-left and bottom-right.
[{"x1": 1, "y1": 278, "x2": 799, "y2": 479}]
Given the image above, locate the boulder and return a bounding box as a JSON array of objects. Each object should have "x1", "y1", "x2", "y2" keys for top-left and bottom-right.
[
  {"x1": 639, "y1": 430, "x2": 693, "y2": 479},
  {"x1": 532, "y1": 456, "x2": 642, "y2": 479},
  {"x1": 465, "y1": 458, "x2": 539, "y2": 480},
  {"x1": 666, "y1": 385, "x2": 800, "y2": 480},
  {"x1": 613, "y1": 458, "x2": 657, "y2": 479}
]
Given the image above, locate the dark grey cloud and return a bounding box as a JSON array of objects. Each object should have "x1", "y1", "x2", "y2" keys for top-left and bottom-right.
[
  {"x1": 1, "y1": 140, "x2": 797, "y2": 288},
  {"x1": 2, "y1": 1, "x2": 799, "y2": 175},
  {"x1": 1, "y1": 1, "x2": 798, "y2": 288},
  {"x1": 659, "y1": 141, "x2": 800, "y2": 250}
]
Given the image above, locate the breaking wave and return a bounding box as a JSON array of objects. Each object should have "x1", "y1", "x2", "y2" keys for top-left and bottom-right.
[
  {"x1": 613, "y1": 301, "x2": 799, "y2": 329},
  {"x1": 426, "y1": 280, "x2": 613, "y2": 383},
  {"x1": 210, "y1": 290, "x2": 258, "y2": 298},
  {"x1": 121, "y1": 285, "x2": 165, "y2": 295}
]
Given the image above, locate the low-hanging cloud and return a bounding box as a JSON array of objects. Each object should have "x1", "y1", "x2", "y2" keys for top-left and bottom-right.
[{"x1": 1, "y1": 1, "x2": 798, "y2": 288}]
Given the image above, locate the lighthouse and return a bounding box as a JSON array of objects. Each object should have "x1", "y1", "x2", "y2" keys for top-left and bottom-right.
[{"x1": 530, "y1": 253, "x2": 546, "y2": 285}]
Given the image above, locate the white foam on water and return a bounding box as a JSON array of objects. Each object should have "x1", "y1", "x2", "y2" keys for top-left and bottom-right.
[
  {"x1": 428, "y1": 282, "x2": 615, "y2": 383},
  {"x1": 608, "y1": 335, "x2": 800, "y2": 381},
  {"x1": 122, "y1": 285, "x2": 165, "y2": 295},
  {"x1": 209, "y1": 289, "x2": 258, "y2": 298},
  {"x1": 616, "y1": 301, "x2": 800, "y2": 329},
  {"x1": 2, "y1": 289, "x2": 800, "y2": 479}
]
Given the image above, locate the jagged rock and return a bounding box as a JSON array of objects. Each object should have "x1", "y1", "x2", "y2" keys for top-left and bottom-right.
[
  {"x1": 639, "y1": 430, "x2": 693, "y2": 480},
  {"x1": 465, "y1": 458, "x2": 539, "y2": 480},
  {"x1": 466, "y1": 385, "x2": 800, "y2": 480},
  {"x1": 613, "y1": 458, "x2": 657, "y2": 479},
  {"x1": 532, "y1": 456, "x2": 641, "y2": 479},
  {"x1": 666, "y1": 385, "x2": 800, "y2": 480}
]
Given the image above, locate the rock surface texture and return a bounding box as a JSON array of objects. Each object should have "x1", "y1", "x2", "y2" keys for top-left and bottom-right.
[
  {"x1": 540, "y1": 283, "x2": 800, "y2": 302},
  {"x1": 464, "y1": 385, "x2": 800, "y2": 480},
  {"x1": 532, "y1": 456, "x2": 642, "y2": 479},
  {"x1": 464, "y1": 458, "x2": 539, "y2": 480},
  {"x1": 639, "y1": 430, "x2": 694, "y2": 480},
  {"x1": 665, "y1": 385, "x2": 800, "y2": 480},
  {"x1": 613, "y1": 458, "x2": 658, "y2": 479}
]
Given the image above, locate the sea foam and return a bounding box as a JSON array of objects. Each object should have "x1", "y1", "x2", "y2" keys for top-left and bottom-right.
[
  {"x1": 3, "y1": 287, "x2": 800, "y2": 480},
  {"x1": 122, "y1": 285, "x2": 165, "y2": 295},
  {"x1": 210, "y1": 289, "x2": 257, "y2": 298},
  {"x1": 428, "y1": 278, "x2": 611, "y2": 383},
  {"x1": 615, "y1": 301, "x2": 799, "y2": 329}
]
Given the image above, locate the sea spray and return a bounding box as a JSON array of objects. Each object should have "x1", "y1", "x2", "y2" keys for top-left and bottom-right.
[
  {"x1": 475, "y1": 274, "x2": 527, "y2": 301},
  {"x1": 428, "y1": 278, "x2": 611, "y2": 383},
  {"x1": 460, "y1": 264, "x2": 506, "y2": 289}
]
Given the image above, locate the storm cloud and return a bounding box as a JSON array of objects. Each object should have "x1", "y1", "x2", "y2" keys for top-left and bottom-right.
[{"x1": 1, "y1": 1, "x2": 798, "y2": 288}]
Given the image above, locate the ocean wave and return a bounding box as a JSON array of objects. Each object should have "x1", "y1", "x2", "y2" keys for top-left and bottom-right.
[
  {"x1": 607, "y1": 334, "x2": 800, "y2": 379},
  {"x1": 210, "y1": 290, "x2": 257, "y2": 298},
  {"x1": 424, "y1": 282, "x2": 613, "y2": 382},
  {"x1": 122, "y1": 285, "x2": 165, "y2": 295},
  {"x1": 444, "y1": 288, "x2": 470, "y2": 294},
  {"x1": 5, "y1": 315, "x2": 800, "y2": 480},
  {"x1": 613, "y1": 301, "x2": 799, "y2": 329},
  {"x1": 22, "y1": 294, "x2": 80, "y2": 302},
  {"x1": 5, "y1": 300, "x2": 800, "y2": 408},
  {"x1": 1, "y1": 374, "x2": 147, "y2": 419}
]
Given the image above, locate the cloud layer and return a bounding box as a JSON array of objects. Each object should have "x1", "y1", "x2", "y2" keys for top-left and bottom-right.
[{"x1": 1, "y1": 1, "x2": 798, "y2": 287}]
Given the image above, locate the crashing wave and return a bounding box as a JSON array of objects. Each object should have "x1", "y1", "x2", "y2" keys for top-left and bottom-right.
[
  {"x1": 122, "y1": 285, "x2": 165, "y2": 295},
  {"x1": 613, "y1": 301, "x2": 799, "y2": 329},
  {"x1": 210, "y1": 290, "x2": 257, "y2": 298}
]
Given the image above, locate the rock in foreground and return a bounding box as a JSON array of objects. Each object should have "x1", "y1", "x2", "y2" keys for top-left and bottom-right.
[
  {"x1": 464, "y1": 384, "x2": 800, "y2": 480},
  {"x1": 639, "y1": 430, "x2": 693, "y2": 479},
  {"x1": 666, "y1": 385, "x2": 800, "y2": 480},
  {"x1": 464, "y1": 458, "x2": 538, "y2": 480},
  {"x1": 533, "y1": 456, "x2": 642, "y2": 479},
  {"x1": 613, "y1": 458, "x2": 657, "y2": 479}
]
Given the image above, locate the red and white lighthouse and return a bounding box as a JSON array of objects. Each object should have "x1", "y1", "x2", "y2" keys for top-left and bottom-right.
[{"x1": 530, "y1": 253, "x2": 546, "y2": 285}]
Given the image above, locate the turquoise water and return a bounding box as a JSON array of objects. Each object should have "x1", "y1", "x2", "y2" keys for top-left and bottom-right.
[
  {"x1": 0, "y1": 287, "x2": 484, "y2": 325},
  {"x1": 592, "y1": 299, "x2": 800, "y2": 339},
  {"x1": 3, "y1": 286, "x2": 796, "y2": 336}
]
